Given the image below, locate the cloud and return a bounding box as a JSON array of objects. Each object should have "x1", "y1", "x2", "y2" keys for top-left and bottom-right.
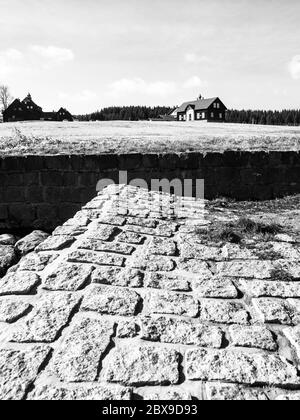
[
  {"x1": 59, "y1": 89, "x2": 97, "y2": 102},
  {"x1": 0, "y1": 48, "x2": 24, "y2": 78},
  {"x1": 29, "y1": 45, "x2": 74, "y2": 64},
  {"x1": 109, "y1": 78, "x2": 177, "y2": 97},
  {"x1": 183, "y1": 76, "x2": 208, "y2": 89},
  {"x1": 184, "y1": 53, "x2": 210, "y2": 64},
  {"x1": 288, "y1": 56, "x2": 300, "y2": 80}
]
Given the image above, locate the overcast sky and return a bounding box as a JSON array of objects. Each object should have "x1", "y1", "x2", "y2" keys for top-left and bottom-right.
[{"x1": 0, "y1": 0, "x2": 299, "y2": 113}]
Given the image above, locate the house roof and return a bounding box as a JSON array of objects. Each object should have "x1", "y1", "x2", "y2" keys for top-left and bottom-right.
[{"x1": 175, "y1": 97, "x2": 220, "y2": 113}]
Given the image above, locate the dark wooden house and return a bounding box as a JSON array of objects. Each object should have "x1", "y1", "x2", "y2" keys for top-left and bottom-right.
[
  {"x1": 173, "y1": 96, "x2": 227, "y2": 122},
  {"x1": 2, "y1": 94, "x2": 73, "y2": 122}
]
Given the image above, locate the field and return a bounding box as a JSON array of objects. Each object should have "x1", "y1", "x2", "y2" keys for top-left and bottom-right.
[{"x1": 0, "y1": 120, "x2": 300, "y2": 156}]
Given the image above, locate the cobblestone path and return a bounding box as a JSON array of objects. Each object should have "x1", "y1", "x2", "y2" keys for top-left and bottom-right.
[{"x1": 0, "y1": 185, "x2": 300, "y2": 400}]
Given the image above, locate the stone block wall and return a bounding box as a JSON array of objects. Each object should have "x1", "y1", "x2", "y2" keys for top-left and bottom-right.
[{"x1": 0, "y1": 151, "x2": 299, "y2": 230}]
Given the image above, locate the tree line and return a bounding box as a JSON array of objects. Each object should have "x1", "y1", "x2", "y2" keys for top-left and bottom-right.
[
  {"x1": 77, "y1": 106, "x2": 300, "y2": 126},
  {"x1": 226, "y1": 109, "x2": 300, "y2": 126},
  {"x1": 76, "y1": 106, "x2": 174, "y2": 121}
]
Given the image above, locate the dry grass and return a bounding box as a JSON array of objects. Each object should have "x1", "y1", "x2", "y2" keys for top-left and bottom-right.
[{"x1": 0, "y1": 121, "x2": 300, "y2": 156}]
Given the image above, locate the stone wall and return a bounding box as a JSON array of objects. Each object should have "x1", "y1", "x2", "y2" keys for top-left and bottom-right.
[{"x1": 0, "y1": 151, "x2": 299, "y2": 230}]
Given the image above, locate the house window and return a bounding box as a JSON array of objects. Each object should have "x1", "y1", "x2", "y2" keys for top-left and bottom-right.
[
  {"x1": 197, "y1": 113, "x2": 200, "y2": 119},
  {"x1": 219, "y1": 113, "x2": 223, "y2": 119},
  {"x1": 211, "y1": 112, "x2": 214, "y2": 118},
  {"x1": 202, "y1": 112, "x2": 205, "y2": 119}
]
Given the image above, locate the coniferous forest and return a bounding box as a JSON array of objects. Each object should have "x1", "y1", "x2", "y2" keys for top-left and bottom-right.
[{"x1": 76, "y1": 106, "x2": 300, "y2": 126}]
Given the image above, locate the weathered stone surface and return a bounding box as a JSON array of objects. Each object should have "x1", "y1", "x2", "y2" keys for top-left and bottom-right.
[
  {"x1": 144, "y1": 273, "x2": 190, "y2": 291},
  {"x1": 200, "y1": 300, "x2": 250, "y2": 325},
  {"x1": 276, "y1": 260, "x2": 300, "y2": 279},
  {"x1": 276, "y1": 392, "x2": 300, "y2": 401},
  {"x1": 0, "y1": 245, "x2": 16, "y2": 275},
  {"x1": 206, "y1": 383, "x2": 268, "y2": 401},
  {"x1": 18, "y1": 252, "x2": 59, "y2": 272},
  {"x1": 28, "y1": 384, "x2": 131, "y2": 400},
  {"x1": 104, "y1": 345, "x2": 180, "y2": 386},
  {"x1": 179, "y1": 239, "x2": 222, "y2": 260},
  {"x1": 147, "y1": 237, "x2": 177, "y2": 256},
  {"x1": 274, "y1": 234, "x2": 297, "y2": 244},
  {"x1": 178, "y1": 259, "x2": 211, "y2": 274},
  {"x1": 81, "y1": 285, "x2": 141, "y2": 316},
  {"x1": 0, "y1": 272, "x2": 40, "y2": 296},
  {"x1": 67, "y1": 250, "x2": 125, "y2": 267},
  {"x1": 127, "y1": 217, "x2": 157, "y2": 228},
  {"x1": 242, "y1": 280, "x2": 300, "y2": 298},
  {"x1": 215, "y1": 261, "x2": 274, "y2": 279},
  {"x1": 124, "y1": 224, "x2": 174, "y2": 238},
  {"x1": 15, "y1": 231, "x2": 50, "y2": 256},
  {"x1": 186, "y1": 348, "x2": 298, "y2": 385},
  {"x1": 86, "y1": 224, "x2": 118, "y2": 241},
  {"x1": 92, "y1": 267, "x2": 143, "y2": 288},
  {"x1": 11, "y1": 293, "x2": 80, "y2": 343},
  {"x1": 35, "y1": 235, "x2": 75, "y2": 251},
  {"x1": 97, "y1": 214, "x2": 126, "y2": 226},
  {"x1": 130, "y1": 254, "x2": 175, "y2": 272},
  {"x1": 148, "y1": 291, "x2": 198, "y2": 317},
  {"x1": 283, "y1": 326, "x2": 300, "y2": 359},
  {"x1": 141, "y1": 316, "x2": 223, "y2": 348},
  {"x1": 118, "y1": 231, "x2": 145, "y2": 244},
  {"x1": 0, "y1": 234, "x2": 17, "y2": 246},
  {"x1": 221, "y1": 244, "x2": 256, "y2": 260},
  {"x1": 78, "y1": 238, "x2": 134, "y2": 255},
  {"x1": 43, "y1": 263, "x2": 94, "y2": 291},
  {"x1": 229, "y1": 325, "x2": 277, "y2": 351},
  {"x1": 49, "y1": 316, "x2": 115, "y2": 382},
  {"x1": 271, "y1": 242, "x2": 300, "y2": 260},
  {"x1": 193, "y1": 277, "x2": 238, "y2": 298},
  {"x1": 117, "y1": 320, "x2": 139, "y2": 338},
  {"x1": 141, "y1": 389, "x2": 192, "y2": 401},
  {"x1": 0, "y1": 298, "x2": 31, "y2": 323},
  {"x1": 253, "y1": 298, "x2": 295, "y2": 325},
  {"x1": 0, "y1": 346, "x2": 51, "y2": 400},
  {"x1": 53, "y1": 225, "x2": 86, "y2": 237}
]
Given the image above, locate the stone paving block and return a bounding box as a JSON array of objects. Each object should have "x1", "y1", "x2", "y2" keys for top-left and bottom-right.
[
  {"x1": 276, "y1": 260, "x2": 300, "y2": 279},
  {"x1": 130, "y1": 254, "x2": 175, "y2": 272},
  {"x1": 49, "y1": 316, "x2": 115, "y2": 382},
  {"x1": 193, "y1": 276, "x2": 238, "y2": 298},
  {"x1": 0, "y1": 346, "x2": 51, "y2": 400},
  {"x1": 11, "y1": 293, "x2": 80, "y2": 343},
  {"x1": 81, "y1": 285, "x2": 142, "y2": 316},
  {"x1": 117, "y1": 320, "x2": 139, "y2": 338},
  {"x1": 253, "y1": 298, "x2": 295, "y2": 325},
  {"x1": 18, "y1": 252, "x2": 59, "y2": 272},
  {"x1": 206, "y1": 383, "x2": 268, "y2": 401},
  {"x1": 179, "y1": 239, "x2": 222, "y2": 260},
  {"x1": 147, "y1": 237, "x2": 177, "y2": 256},
  {"x1": 78, "y1": 238, "x2": 135, "y2": 255},
  {"x1": 148, "y1": 291, "x2": 199, "y2": 318},
  {"x1": 104, "y1": 345, "x2": 180, "y2": 386},
  {"x1": 0, "y1": 271, "x2": 40, "y2": 296},
  {"x1": 242, "y1": 280, "x2": 300, "y2": 298},
  {"x1": 229, "y1": 325, "x2": 277, "y2": 351},
  {"x1": 97, "y1": 214, "x2": 126, "y2": 226},
  {"x1": 35, "y1": 235, "x2": 75, "y2": 251},
  {"x1": 276, "y1": 392, "x2": 300, "y2": 401},
  {"x1": 283, "y1": 326, "x2": 300, "y2": 359},
  {"x1": 215, "y1": 261, "x2": 274, "y2": 279},
  {"x1": 43, "y1": 263, "x2": 94, "y2": 291},
  {"x1": 118, "y1": 231, "x2": 145, "y2": 244},
  {"x1": 186, "y1": 348, "x2": 298, "y2": 386},
  {"x1": 53, "y1": 225, "x2": 86, "y2": 237},
  {"x1": 271, "y1": 242, "x2": 300, "y2": 260},
  {"x1": 178, "y1": 259, "x2": 211, "y2": 274},
  {"x1": 140, "y1": 389, "x2": 192, "y2": 401},
  {"x1": 28, "y1": 384, "x2": 132, "y2": 400},
  {"x1": 15, "y1": 231, "x2": 50, "y2": 255},
  {"x1": 86, "y1": 224, "x2": 119, "y2": 241},
  {"x1": 126, "y1": 217, "x2": 158, "y2": 228},
  {"x1": 0, "y1": 298, "x2": 31, "y2": 323},
  {"x1": 200, "y1": 300, "x2": 250, "y2": 325},
  {"x1": 144, "y1": 273, "x2": 190, "y2": 291},
  {"x1": 67, "y1": 250, "x2": 125, "y2": 267},
  {"x1": 0, "y1": 245, "x2": 17, "y2": 276},
  {"x1": 92, "y1": 267, "x2": 144, "y2": 288},
  {"x1": 141, "y1": 316, "x2": 223, "y2": 348}
]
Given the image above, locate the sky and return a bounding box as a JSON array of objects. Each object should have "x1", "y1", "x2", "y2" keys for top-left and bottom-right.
[{"x1": 0, "y1": 0, "x2": 300, "y2": 113}]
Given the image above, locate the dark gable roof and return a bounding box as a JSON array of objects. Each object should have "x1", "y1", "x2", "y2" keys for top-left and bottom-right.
[
  {"x1": 5, "y1": 98, "x2": 23, "y2": 112},
  {"x1": 176, "y1": 97, "x2": 219, "y2": 113}
]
